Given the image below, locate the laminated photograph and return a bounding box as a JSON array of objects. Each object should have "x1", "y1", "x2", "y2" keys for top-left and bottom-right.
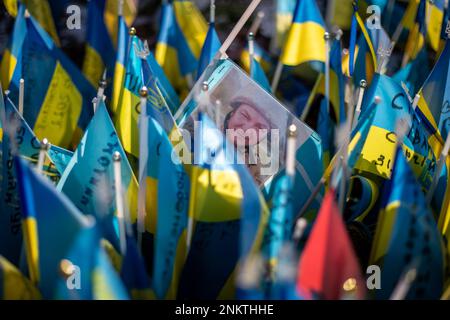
[{"x1": 174, "y1": 59, "x2": 322, "y2": 187}]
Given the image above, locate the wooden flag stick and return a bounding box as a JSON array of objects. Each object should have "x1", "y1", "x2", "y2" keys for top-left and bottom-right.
[
  {"x1": 93, "y1": 70, "x2": 107, "y2": 113},
  {"x1": 137, "y1": 87, "x2": 149, "y2": 251},
  {"x1": 19, "y1": 78, "x2": 24, "y2": 116},
  {"x1": 249, "y1": 11, "x2": 265, "y2": 35},
  {"x1": 216, "y1": 0, "x2": 262, "y2": 59},
  {"x1": 36, "y1": 138, "x2": 50, "y2": 175},
  {"x1": 113, "y1": 151, "x2": 127, "y2": 256}
]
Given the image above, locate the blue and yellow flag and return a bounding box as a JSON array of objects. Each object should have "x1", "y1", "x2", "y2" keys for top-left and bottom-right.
[
  {"x1": 56, "y1": 100, "x2": 138, "y2": 243},
  {"x1": 15, "y1": 156, "x2": 99, "y2": 298},
  {"x1": 3, "y1": 0, "x2": 60, "y2": 46},
  {"x1": 0, "y1": 92, "x2": 69, "y2": 267},
  {"x1": 404, "y1": 0, "x2": 427, "y2": 61},
  {"x1": 155, "y1": 0, "x2": 207, "y2": 93},
  {"x1": 417, "y1": 39, "x2": 450, "y2": 140},
  {"x1": 82, "y1": 0, "x2": 116, "y2": 93},
  {"x1": 197, "y1": 22, "x2": 221, "y2": 80},
  {"x1": 280, "y1": 0, "x2": 326, "y2": 66},
  {"x1": 355, "y1": 74, "x2": 437, "y2": 189},
  {"x1": 0, "y1": 255, "x2": 41, "y2": 299},
  {"x1": 178, "y1": 114, "x2": 268, "y2": 299},
  {"x1": 144, "y1": 115, "x2": 190, "y2": 299},
  {"x1": 2, "y1": 8, "x2": 96, "y2": 149},
  {"x1": 275, "y1": 0, "x2": 297, "y2": 49},
  {"x1": 371, "y1": 147, "x2": 445, "y2": 299},
  {"x1": 114, "y1": 27, "x2": 179, "y2": 157},
  {"x1": 52, "y1": 224, "x2": 129, "y2": 300}
]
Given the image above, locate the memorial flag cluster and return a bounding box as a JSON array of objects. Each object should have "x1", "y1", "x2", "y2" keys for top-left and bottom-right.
[{"x1": 1, "y1": 0, "x2": 450, "y2": 300}]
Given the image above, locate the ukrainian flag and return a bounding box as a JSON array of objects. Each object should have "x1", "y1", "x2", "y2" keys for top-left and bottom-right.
[
  {"x1": 280, "y1": 0, "x2": 326, "y2": 66},
  {"x1": 82, "y1": 0, "x2": 116, "y2": 94},
  {"x1": 417, "y1": 39, "x2": 450, "y2": 140},
  {"x1": 178, "y1": 114, "x2": 268, "y2": 299},
  {"x1": 3, "y1": 0, "x2": 60, "y2": 46},
  {"x1": 355, "y1": 74, "x2": 439, "y2": 188},
  {"x1": 0, "y1": 4, "x2": 26, "y2": 90},
  {"x1": 308, "y1": 39, "x2": 346, "y2": 124},
  {"x1": 104, "y1": 0, "x2": 137, "y2": 48},
  {"x1": 0, "y1": 93, "x2": 67, "y2": 267},
  {"x1": 404, "y1": 0, "x2": 427, "y2": 61},
  {"x1": 146, "y1": 116, "x2": 190, "y2": 300},
  {"x1": 155, "y1": 0, "x2": 207, "y2": 93},
  {"x1": 197, "y1": 22, "x2": 221, "y2": 80},
  {"x1": 0, "y1": 255, "x2": 41, "y2": 299},
  {"x1": 370, "y1": 147, "x2": 444, "y2": 299},
  {"x1": 56, "y1": 101, "x2": 139, "y2": 242},
  {"x1": 111, "y1": 15, "x2": 129, "y2": 115},
  {"x1": 15, "y1": 156, "x2": 96, "y2": 298},
  {"x1": 275, "y1": 0, "x2": 297, "y2": 49},
  {"x1": 115, "y1": 32, "x2": 179, "y2": 158},
  {"x1": 3, "y1": 8, "x2": 96, "y2": 150}
]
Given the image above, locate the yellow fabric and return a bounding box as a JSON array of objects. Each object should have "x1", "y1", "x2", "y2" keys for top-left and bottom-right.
[
  {"x1": 0, "y1": 49, "x2": 17, "y2": 89},
  {"x1": 22, "y1": 217, "x2": 40, "y2": 285},
  {"x1": 401, "y1": 0, "x2": 420, "y2": 31},
  {"x1": 370, "y1": 201, "x2": 400, "y2": 265},
  {"x1": 276, "y1": 13, "x2": 294, "y2": 48},
  {"x1": 82, "y1": 45, "x2": 105, "y2": 88},
  {"x1": 3, "y1": 0, "x2": 17, "y2": 17},
  {"x1": 104, "y1": 0, "x2": 137, "y2": 48},
  {"x1": 329, "y1": 0, "x2": 353, "y2": 30},
  {"x1": 33, "y1": 62, "x2": 83, "y2": 149},
  {"x1": 194, "y1": 168, "x2": 243, "y2": 222},
  {"x1": 112, "y1": 61, "x2": 126, "y2": 115},
  {"x1": 114, "y1": 87, "x2": 140, "y2": 157},
  {"x1": 281, "y1": 21, "x2": 326, "y2": 66},
  {"x1": 173, "y1": 1, "x2": 208, "y2": 59},
  {"x1": 417, "y1": 93, "x2": 439, "y2": 132},
  {"x1": 0, "y1": 256, "x2": 41, "y2": 299},
  {"x1": 101, "y1": 239, "x2": 123, "y2": 273},
  {"x1": 240, "y1": 50, "x2": 271, "y2": 74},
  {"x1": 427, "y1": 2, "x2": 445, "y2": 52}
]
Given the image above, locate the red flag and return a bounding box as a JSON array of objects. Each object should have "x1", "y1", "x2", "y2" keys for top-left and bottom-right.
[{"x1": 297, "y1": 189, "x2": 366, "y2": 300}]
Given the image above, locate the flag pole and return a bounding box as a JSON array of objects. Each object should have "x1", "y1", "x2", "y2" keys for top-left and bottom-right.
[
  {"x1": 137, "y1": 86, "x2": 149, "y2": 251},
  {"x1": 248, "y1": 32, "x2": 255, "y2": 75},
  {"x1": 93, "y1": 70, "x2": 107, "y2": 113},
  {"x1": 113, "y1": 151, "x2": 127, "y2": 256},
  {"x1": 324, "y1": 32, "x2": 331, "y2": 120},
  {"x1": 286, "y1": 124, "x2": 298, "y2": 179},
  {"x1": 210, "y1": 0, "x2": 216, "y2": 24},
  {"x1": 390, "y1": 264, "x2": 418, "y2": 300},
  {"x1": 249, "y1": 11, "x2": 265, "y2": 35},
  {"x1": 18, "y1": 78, "x2": 24, "y2": 116},
  {"x1": 118, "y1": 0, "x2": 124, "y2": 17},
  {"x1": 351, "y1": 79, "x2": 367, "y2": 129},
  {"x1": 216, "y1": 0, "x2": 262, "y2": 59},
  {"x1": 36, "y1": 138, "x2": 50, "y2": 175},
  {"x1": 271, "y1": 60, "x2": 283, "y2": 94}
]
